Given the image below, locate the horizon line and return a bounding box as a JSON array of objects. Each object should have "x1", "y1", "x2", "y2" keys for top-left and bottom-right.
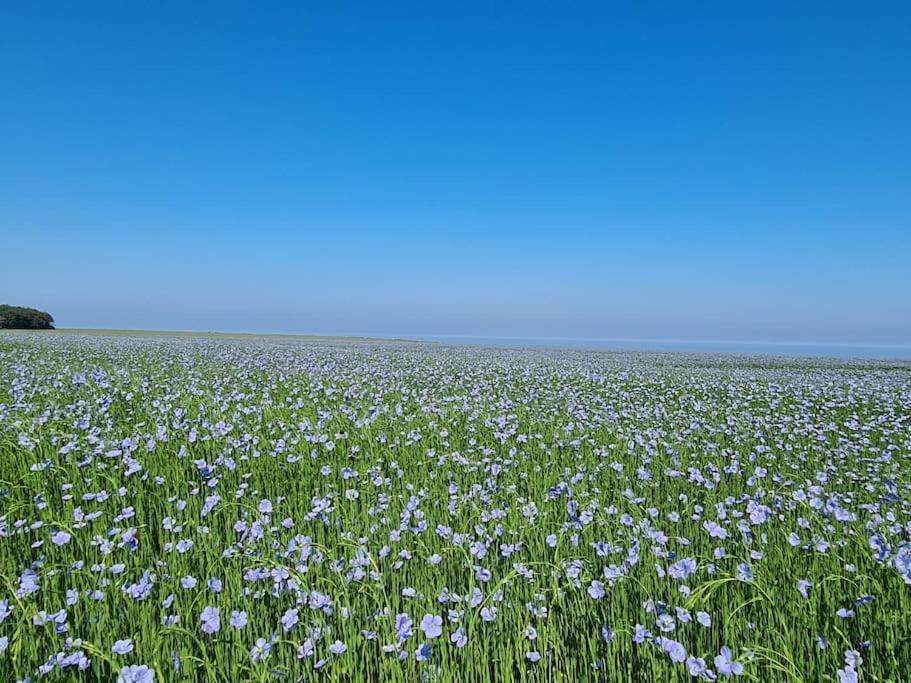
[{"x1": 30, "y1": 327, "x2": 911, "y2": 349}]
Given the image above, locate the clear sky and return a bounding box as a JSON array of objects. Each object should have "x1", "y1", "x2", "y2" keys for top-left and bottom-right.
[{"x1": 1, "y1": 2, "x2": 909, "y2": 343}]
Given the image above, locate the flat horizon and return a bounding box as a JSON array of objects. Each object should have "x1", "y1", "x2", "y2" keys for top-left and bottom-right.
[{"x1": 29, "y1": 326, "x2": 911, "y2": 348}]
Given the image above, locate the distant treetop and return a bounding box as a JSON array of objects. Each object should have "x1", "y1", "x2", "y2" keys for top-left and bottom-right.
[{"x1": 0, "y1": 304, "x2": 55, "y2": 329}]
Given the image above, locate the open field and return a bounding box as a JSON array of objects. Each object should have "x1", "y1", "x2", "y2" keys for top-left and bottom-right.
[{"x1": 1, "y1": 333, "x2": 910, "y2": 681}]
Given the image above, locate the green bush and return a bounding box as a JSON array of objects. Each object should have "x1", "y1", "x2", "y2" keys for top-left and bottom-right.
[{"x1": 0, "y1": 304, "x2": 55, "y2": 329}]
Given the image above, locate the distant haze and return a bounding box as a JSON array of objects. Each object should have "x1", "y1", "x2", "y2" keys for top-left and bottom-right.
[{"x1": 2, "y1": 4, "x2": 909, "y2": 344}]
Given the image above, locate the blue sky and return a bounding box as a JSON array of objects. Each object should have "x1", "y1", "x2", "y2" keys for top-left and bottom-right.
[{"x1": 2, "y1": 2, "x2": 909, "y2": 343}]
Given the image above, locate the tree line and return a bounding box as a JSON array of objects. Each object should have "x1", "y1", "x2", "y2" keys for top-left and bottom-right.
[{"x1": 0, "y1": 304, "x2": 55, "y2": 329}]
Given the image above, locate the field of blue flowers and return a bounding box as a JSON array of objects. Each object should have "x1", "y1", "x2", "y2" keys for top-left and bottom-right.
[{"x1": 1, "y1": 334, "x2": 909, "y2": 682}]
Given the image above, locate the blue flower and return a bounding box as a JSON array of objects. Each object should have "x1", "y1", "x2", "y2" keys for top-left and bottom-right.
[
  {"x1": 660, "y1": 638, "x2": 686, "y2": 663},
  {"x1": 250, "y1": 636, "x2": 273, "y2": 662},
  {"x1": 714, "y1": 647, "x2": 743, "y2": 676},
  {"x1": 416, "y1": 642, "x2": 433, "y2": 661},
  {"x1": 281, "y1": 608, "x2": 299, "y2": 632},
  {"x1": 111, "y1": 639, "x2": 134, "y2": 654},
  {"x1": 17, "y1": 569, "x2": 40, "y2": 598},
  {"x1": 118, "y1": 664, "x2": 155, "y2": 683},
  {"x1": 450, "y1": 627, "x2": 467, "y2": 648},
  {"x1": 668, "y1": 558, "x2": 696, "y2": 580},
  {"x1": 844, "y1": 650, "x2": 862, "y2": 669},
  {"x1": 297, "y1": 638, "x2": 315, "y2": 660},
  {"x1": 51, "y1": 530, "x2": 72, "y2": 546},
  {"x1": 395, "y1": 613, "x2": 413, "y2": 642},
  {"x1": 420, "y1": 614, "x2": 443, "y2": 639},
  {"x1": 838, "y1": 667, "x2": 858, "y2": 683},
  {"x1": 704, "y1": 521, "x2": 728, "y2": 540},
  {"x1": 894, "y1": 544, "x2": 911, "y2": 584},
  {"x1": 656, "y1": 614, "x2": 676, "y2": 633},
  {"x1": 633, "y1": 624, "x2": 652, "y2": 644},
  {"x1": 200, "y1": 606, "x2": 221, "y2": 635},
  {"x1": 201, "y1": 494, "x2": 221, "y2": 517},
  {"x1": 736, "y1": 563, "x2": 753, "y2": 582},
  {"x1": 687, "y1": 656, "x2": 712, "y2": 678}
]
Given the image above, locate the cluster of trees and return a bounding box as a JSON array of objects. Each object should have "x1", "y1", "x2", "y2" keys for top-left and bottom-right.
[{"x1": 0, "y1": 305, "x2": 55, "y2": 329}]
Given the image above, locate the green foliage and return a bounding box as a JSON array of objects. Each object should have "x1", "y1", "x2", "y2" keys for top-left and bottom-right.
[{"x1": 0, "y1": 304, "x2": 55, "y2": 329}]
